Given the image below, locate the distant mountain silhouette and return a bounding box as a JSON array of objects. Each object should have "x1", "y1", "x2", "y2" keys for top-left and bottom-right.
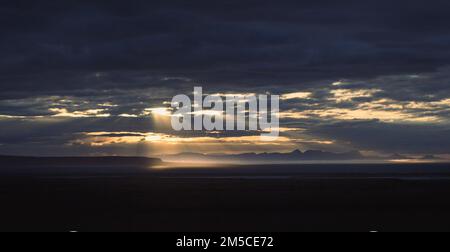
[
  {"x1": 421, "y1": 155, "x2": 442, "y2": 160},
  {"x1": 388, "y1": 153, "x2": 411, "y2": 160},
  {"x1": 162, "y1": 149, "x2": 367, "y2": 163}
]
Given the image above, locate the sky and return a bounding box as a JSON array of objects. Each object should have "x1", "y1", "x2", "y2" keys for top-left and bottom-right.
[{"x1": 1, "y1": 0, "x2": 450, "y2": 157}]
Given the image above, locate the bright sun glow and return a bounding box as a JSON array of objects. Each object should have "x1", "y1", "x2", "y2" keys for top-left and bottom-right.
[{"x1": 145, "y1": 107, "x2": 172, "y2": 117}]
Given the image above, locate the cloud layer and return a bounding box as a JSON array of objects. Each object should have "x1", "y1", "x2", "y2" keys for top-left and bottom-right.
[{"x1": 1, "y1": 1, "x2": 450, "y2": 156}]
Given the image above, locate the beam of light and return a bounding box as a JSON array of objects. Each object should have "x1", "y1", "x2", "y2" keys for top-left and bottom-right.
[
  {"x1": 118, "y1": 114, "x2": 139, "y2": 118},
  {"x1": 281, "y1": 92, "x2": 312, "y2": 100},
  {"x1": 389, "y1": 159, "x2": 439, "y2": 164},
  {"x1": 0, "y1": 115, "x2": 28, "y2": 119},
  {"x1": 144, "y1": 107, "x2": 172, "y2": 117},
  {"x1": 330, "y1": 89, "x2": 382, "y2": 103},
  {"x1": 332, "y1": 81, "x2": 346, "y2": 86},
  {"x1": 49, "y1": 108, "x2": 111, "y2": 118},
  {"x1": 210, "y1": 92, "x2": 257, "y2": 98},
  {"x1": 279, "y1": 107, "x2": 441, "y2": 123},
  {"x1": 143, "y1": 107, "x2": 173, "y2": 130},
  {"x1": 97, "y1": 102, "x2": 118, "y2": 107}
]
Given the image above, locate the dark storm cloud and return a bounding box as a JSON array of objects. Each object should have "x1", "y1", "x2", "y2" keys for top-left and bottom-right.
[
  {"x1": 0, "y1": 116, "x2": 156, "y2": 156},
  {"x1": 1, "y1": 0, "x2": 450, "y2": 156},
  {"x1": 2, "y1": 0, "x2": 450, "y2": 95},
  {"x1": 309, "y1": 120, "x2": 450, "y2": 155}
]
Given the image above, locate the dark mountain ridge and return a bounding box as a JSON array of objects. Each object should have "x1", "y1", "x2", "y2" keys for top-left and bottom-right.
[{"x1": 162, "y1": 149, "x2": 367, "y2": 163}]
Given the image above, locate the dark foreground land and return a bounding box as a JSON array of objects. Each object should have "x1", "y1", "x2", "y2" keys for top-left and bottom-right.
[{"x1": 0, "y1": 158, "x2": 450, "y2": 232}]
